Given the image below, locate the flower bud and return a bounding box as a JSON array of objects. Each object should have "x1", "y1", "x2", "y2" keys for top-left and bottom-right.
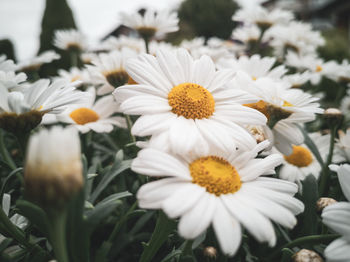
[
  {"x1": 293, "y1": 249, "x2": 323, "y2": 262},
  {"x1": 323, "y1": 108, "x2": 343, "y2": 128},
  {"x1": 203, "y1": 246, "x2": 217, "y2": 259},
  {"x1": 24, "y1": 127, "x2": 83, "y2": 209},
  {"x1": 316, "y1": 197, "x2": 337, "y2": 212}
]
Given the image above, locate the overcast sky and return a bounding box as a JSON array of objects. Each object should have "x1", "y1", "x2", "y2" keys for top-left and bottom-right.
[{"x1": 0, "y1": 0, "x2": 183, "y2": 60}]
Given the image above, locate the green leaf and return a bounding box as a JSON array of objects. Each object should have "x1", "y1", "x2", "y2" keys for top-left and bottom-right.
[
  {"x1": 301, "y1": 175, "x2": 319, "y2": 236},
  {"x1": 140, "y1": 211, "x2": 177, "y2": 262},
  {"x1": 160, "y1": 249, "x2": 182, "y2": 262},
  {"x1": 192, "y1": 232, "x2": 206, "y2": 249},
  {"x1": 0, "y1": 168, "x2": 23, "y2": 199},
  {"x1": 15, "y1": 200, "x2": 49, "y2": 237},
  {"x1": 85, "y1": 191, "x2": 132, "y2": 233},
  {"x1": 89, "y1": 159, "x2": 132, "y2": 203},
  {"x1": 281, "y1": 248, "x2": 294, "y2": 262}
]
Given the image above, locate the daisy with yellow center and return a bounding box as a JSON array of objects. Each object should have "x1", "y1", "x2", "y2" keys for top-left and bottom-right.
[
  {"x1": 217, "y1": 54, "x2": 287, "y2": 82},
  {"x1": 133, "y1": 140, "x2": 304, "y2": 256},
  {"x1": 0, "y1": 80, "x2": 89, "y2": 133},
  {"x1": 285, "y1": 51, "x2": 332, "y2": 85},
  {"x1": 278, "y1": 133, "x2": 330, "y2": 189},
  {"x1": 87, "y1": 49, "x2": 137, "y2": 95},
  {"x1": 56, "y1": 67, "x2": 90, "y2": 87},
  {"x1": 57, "y1": 87, "x2": 126, "y2": 133},
  {"x1": 232, "y1": 71, "x2": 323, "y2": 155},
  {"x1": 114, "y1": 48, "x2": 267, "y2": 154}
]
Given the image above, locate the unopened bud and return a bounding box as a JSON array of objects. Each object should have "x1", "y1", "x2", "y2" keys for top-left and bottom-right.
[
  {"x1": 24, "y1": 127, "x2": 83, "y2": 210},
  {"x1": 317, "y1": 197, "x2": 337, "y2": 212},
  {"x1": 324, "y1": 108, "x2": 343, "y2": 127},
  {"x1": 203, "y1": 246, "x2": 217, "y2": 259},
  {"x1": 293, "y1": 249, "x2": 323, "y2": 262}
]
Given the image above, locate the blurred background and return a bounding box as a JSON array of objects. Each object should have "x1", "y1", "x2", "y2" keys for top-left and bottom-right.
[{"x1": 0, "y1": 0, "x2": 349, "y2": 62}]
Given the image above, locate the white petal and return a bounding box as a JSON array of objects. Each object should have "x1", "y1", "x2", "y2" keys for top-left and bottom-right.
[
  {"x1": 221, "y1": 194, "x2": 276, "y2": 246},
  {"x1": 325, "y1": 237, "x2": 350, "y2": 262},
  {"x1": 120, "y1": 95, "x2": 170, "y2": 115},
  {"x1": 132, "y1": 148, "x2": 191, "y2": 180},
  {"x1": 212, "y1": 199, "x2": 242, "y2": 256},
  {"x1": 178, "y1": 193, "x2": 216, "y2": 239},
  {"x1": 162, "y1": 184, "x2": 205, "y2": 218}
]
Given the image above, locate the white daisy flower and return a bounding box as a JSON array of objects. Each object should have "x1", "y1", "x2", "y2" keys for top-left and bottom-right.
[
  {"x1": 232, "y1": 25, "x2": 261, "y2": 44},
  {"x1": 0, "y1": 55, "x2": 17, "y2": 72},
  {"x1": 0, "y1": 70, "x2": 27, "y2": 91},
  {"x1": 0, "y1": 80, "x2": 90, "y2": 133},
  {"x1": 133, "y1": 141, "x2": 304, "y2": 256},
  {"x1": 334, "y1": 128, "x2": 350, "y2": 163},
  {"x1": 279, "y1": 133, "x2": 330, "y2": 188},
  {"x1": 57, "y1": 87, "x2": 126, "y2": 133},
  {"x1": 17, "y1": 51, "x2": 60, "y2": 72},
  {"x1": 56, "y1": 67, "x2": 90, "y2": 87},
  {"x1": 233, "y1": 72, "x2": 323, "y2": 154},
  {"x1": 282, "y1": 72, "x2": 311, "y2": 88},
  {"x1": 121, "y1": 9, "x2": 179, "y2": 38},
  {"x1": 217, "y1": 54, "x2": 287, "y2": 81},
  {"x1": 114, "y1": 48, "x2": 267, "y2": 154},
  {"x1": 53, "y1": 29, "x2": 87, "y2": 51},
  {"x1": 233, "y1": 6, "x2": 294, "y2": 29},
  {"x1": 285, "y1": 51, "x2": 335, "y2": 85},
  {"x1": 322, "y1": 164, "x2": 350, "y2": 262},
  {"x1": 265, "y1": 22, "x2": 325, "y2": 58},
  {"x1": 88, "y1": 49, "x2": 137, "y2": 95}
]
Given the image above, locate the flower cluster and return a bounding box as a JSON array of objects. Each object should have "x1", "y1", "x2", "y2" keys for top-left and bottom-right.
[{"x1": 1, "y1": 1, "x2": 350, "y2": 261}]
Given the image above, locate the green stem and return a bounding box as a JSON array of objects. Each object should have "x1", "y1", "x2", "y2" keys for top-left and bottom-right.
[
  {"x1": 0, "y1": 130, "x2": 16, "y2": 170},
  {"x1": 181, "y1": 240, "x2": 194, "y2": 257},
  {"x1": 108, "y1": 201, "x2": 137, "y2": 242},
  {"x1": 267, "y1": 234, "x2": 339, "y2": 261},
  {"x1": 319, "y1": 125, "x2": 337, "y2": 196},
  {"x1": 144, "y1": 37, "x2": 150, "y2": 54},
  {"x1": 125, "y1": 115, "x2": 136, "y2": 143},
  {"x1": 70, "y1": 51, "x2": 79, "y2": 68},
  {"x1": 48, "y1": 210, "x2": 69, "y2": 262}
]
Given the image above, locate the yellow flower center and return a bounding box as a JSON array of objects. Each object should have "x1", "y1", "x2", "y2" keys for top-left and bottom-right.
[
  {"x1": 284, "y1": 145, "x2": 313, "y2": 167},
  {"x1": 168, "y1": 83, "x2": 215, "y2": 119},
  {"x1": 252, "y1": 76, "x2": 257, "y2": 81},
  {"x1": 69, "y1": 107, "x2": 99, "y2": 125},
  {"x1": 316, "y1": 65, "x2": 323, "y2": 72},
  {"x1": 244, "y1": 100, "x2": 270, "y2": 119},
  {"x1": 190, "y1": 156, "x2": 241, "y2": 196}
]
